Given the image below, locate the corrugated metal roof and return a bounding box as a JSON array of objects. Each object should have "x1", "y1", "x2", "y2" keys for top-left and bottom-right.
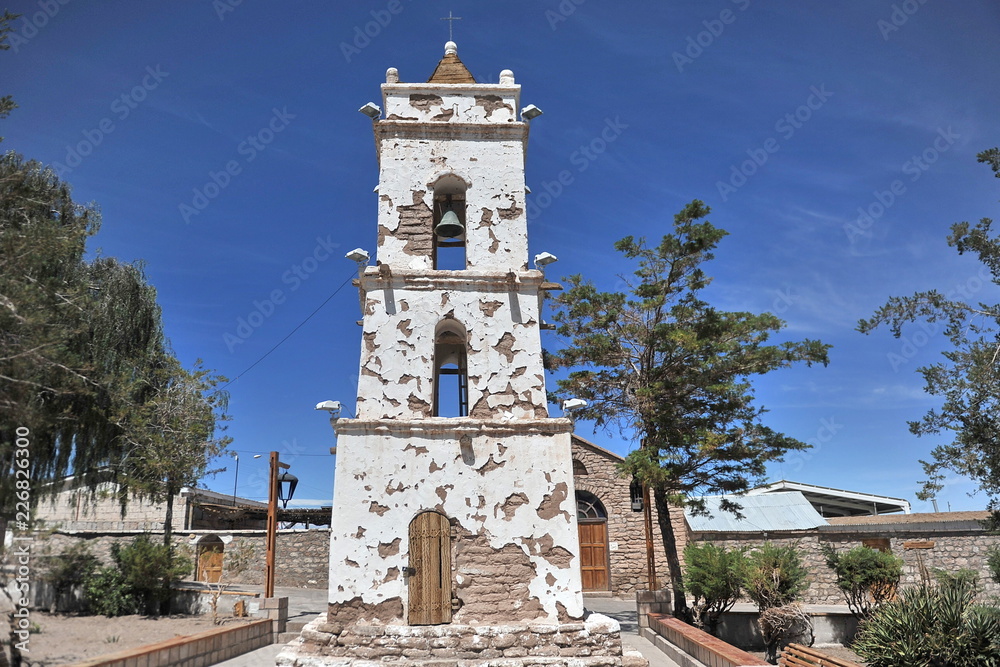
[{"x1": 685, "y1": 491, "x2": 828, "y2": 532}]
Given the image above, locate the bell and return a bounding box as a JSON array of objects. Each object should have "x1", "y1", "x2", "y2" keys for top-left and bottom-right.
[{"x1": 435, "y1": 210, "x2": 465, "y2": 238}]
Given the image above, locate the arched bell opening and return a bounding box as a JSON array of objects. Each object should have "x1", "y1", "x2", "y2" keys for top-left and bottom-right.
[
  {"x1": 433, "y1": 319, "x2": 469, "y2": 417},
  {"x1": 431, "y1": 175, "x2": 467, "y2": 270}
]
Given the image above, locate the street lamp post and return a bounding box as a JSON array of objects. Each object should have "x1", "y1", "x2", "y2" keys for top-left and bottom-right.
[
  {"x1": 264, "y1": 451, "x2": 292, "y2": 598},
  {"x1": 231, "y1": 452, "x2": 239, "y2": 506}
]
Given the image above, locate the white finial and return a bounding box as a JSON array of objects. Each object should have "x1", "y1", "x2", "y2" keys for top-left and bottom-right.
[
  {"x1": 445, "y1": 41, "x2": 457, "y2": 56},
  {"x1": 386, "y1": 67, "x2": 399, "y2": 84},
  {"x1": 500, "y1": 69, "x2": 515, "y2": 85}
]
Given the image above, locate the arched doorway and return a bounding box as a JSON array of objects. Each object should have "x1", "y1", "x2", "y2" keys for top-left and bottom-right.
[
  {"x1": 196, "y1": 535, "x2": 224, "y2": 583},
  {"x1": 576, "y1": 491, "x2": 610, "y2": 592},
  {"x1": 408, "y1": 511, "x2": 452, "y2": 625}
]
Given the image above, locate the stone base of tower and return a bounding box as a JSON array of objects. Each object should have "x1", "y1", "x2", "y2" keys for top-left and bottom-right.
[{"x1": 275, "y1": 613, "x2": 649, "y2": 667}]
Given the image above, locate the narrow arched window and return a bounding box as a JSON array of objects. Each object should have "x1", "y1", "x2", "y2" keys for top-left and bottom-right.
[
  {"x1": 433, "y1": 319, "x2": 469, "y2": 417},
  {"x1": 431, "y1": 176, "x2": 467, "y2": 270}
]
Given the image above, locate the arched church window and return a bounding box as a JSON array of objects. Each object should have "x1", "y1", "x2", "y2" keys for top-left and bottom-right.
[
  {"x1": 572, "y1": 459, "x2": 588, "y2": 476},
  {"x1": 431, "y1": 176, "x2": 467, "y2": 270},
  {"x1": 576, "y1": 490, "x2": 607, "y2": 521},
  {"x1": 433, "y1": 319, "x2": 469, "y2": 417}
]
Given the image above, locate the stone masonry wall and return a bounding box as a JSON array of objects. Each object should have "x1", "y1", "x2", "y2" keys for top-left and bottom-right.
[
  {"x1": 571, "y1": 438, "x2": 688, "y2": 597},
  {"x1": 696, "y1": 527, "x2": 1000, "y2": 605},
  {"x1": 29, "y1": 528, "x2": 331, "y2": 594},
  {"x1": 278, "y1": 613, "x2": 625, "y2": 665}
]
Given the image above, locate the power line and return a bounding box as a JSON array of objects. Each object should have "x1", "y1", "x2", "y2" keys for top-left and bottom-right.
[{"x1": 222, "y1": 270, "x2": 356, "y2": 390}]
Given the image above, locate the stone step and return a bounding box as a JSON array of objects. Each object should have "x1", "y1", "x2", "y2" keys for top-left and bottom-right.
[{"x1": 277, "y1": 631, "x2": 301, "y2": 644}]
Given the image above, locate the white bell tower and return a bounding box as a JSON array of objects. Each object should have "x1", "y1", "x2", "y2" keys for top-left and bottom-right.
[{"x1": 327, "y1": 41, "x2": 584, "y2": 629}]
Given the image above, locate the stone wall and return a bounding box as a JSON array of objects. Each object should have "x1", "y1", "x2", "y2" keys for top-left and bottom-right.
[
  {"x1": 695, "y1": 523, "x2": 1000, "y2": 605},
  {"x1": 278, "y1": 613, "x2": 626, "y2": 665},
  {"x1": 572, "y1": 437, "x2": 688, "y2": 597},
  {"x1": 29, "y1": 528, "x2": 331, "y2": 597}
]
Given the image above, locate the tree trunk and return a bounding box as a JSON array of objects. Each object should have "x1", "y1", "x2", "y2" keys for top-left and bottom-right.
[
  {"x1": 163, "y1": 488, "x2": 174, "y2": 547},
  {"x1": 653, "y1": 485, "x2": 688, "y2": 618},
  {"x1": 159, "y1": 486, "x2": 175, "y2": 616}
]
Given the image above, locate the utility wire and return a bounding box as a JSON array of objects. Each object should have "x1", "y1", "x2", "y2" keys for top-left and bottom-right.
[{"x1": 222, "y1": 270, "x2": 356, "y2": 390}]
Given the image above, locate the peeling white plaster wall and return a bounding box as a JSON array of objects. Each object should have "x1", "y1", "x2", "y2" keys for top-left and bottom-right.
[
  {"x1": 328, "y1": 423, "x2": 584, "y2": 623},
  {"x1": 381, "y1": 85, "x2": 520, "y2": 125},
  {"x1": 355, "y1": 271, "x2": 547, "y2": 421}
]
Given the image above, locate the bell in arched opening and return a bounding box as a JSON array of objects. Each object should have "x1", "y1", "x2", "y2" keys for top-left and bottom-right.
[{"x1": 434, "y1": 194, "x2": 465, "y2": 238}]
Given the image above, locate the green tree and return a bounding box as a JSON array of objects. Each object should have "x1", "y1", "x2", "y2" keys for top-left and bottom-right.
[
  {"x1": 859, "y1": 148, "x2": 1000, "y2": 514},
  {"x1": 115, "y1": 358, "x2": 231, "y2": 549},
  {"x1": 0, "y1": 153, "x2": 167, "y2": 523},
  {"x1": 548, "y1": 200, "x2": 830, "y2": 615},
  {"x1": 823, "y1": 544, "x2": 903, "y2": 618},
  {"x1": 0, "y1": 11, "x2": 20, "y2": 139}
]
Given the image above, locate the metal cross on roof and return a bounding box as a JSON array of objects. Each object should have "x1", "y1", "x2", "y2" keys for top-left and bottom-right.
[{"x1": 440, "y1": 11, "x2": 462, "y2": 41}]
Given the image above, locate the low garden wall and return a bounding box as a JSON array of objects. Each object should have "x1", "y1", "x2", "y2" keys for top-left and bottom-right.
[{"x1": 69, "y1": 618, "x2": 273, "y2": 667}]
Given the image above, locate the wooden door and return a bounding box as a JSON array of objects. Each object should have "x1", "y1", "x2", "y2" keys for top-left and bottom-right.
[
  {"x1": 578, "y1": 521, "x2": 609, "y2": 591},
  {"x1": 408, "y1": 511, "x2": 452, "y2": 625},
  {"x1": 198, "y1": 544, "x2": 224, "y2": 583}
]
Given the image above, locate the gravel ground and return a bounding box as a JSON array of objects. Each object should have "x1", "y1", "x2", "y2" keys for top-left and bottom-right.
[{"x1": 22, "y1": 612, "x2": 253, "y2": 667}]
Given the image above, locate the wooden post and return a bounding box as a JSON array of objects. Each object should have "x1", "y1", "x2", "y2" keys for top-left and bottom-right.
[
  {"x1": 265, "y1": 451, "x2": 278, "y2": 598},
  {"x1": 643, "y1": 483, "x2": 657, "y2": 590}
]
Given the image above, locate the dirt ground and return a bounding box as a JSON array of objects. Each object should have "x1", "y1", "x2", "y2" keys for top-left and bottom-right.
[{"x1": 20, "y1": 612, "x2": 252, "y2": 667}]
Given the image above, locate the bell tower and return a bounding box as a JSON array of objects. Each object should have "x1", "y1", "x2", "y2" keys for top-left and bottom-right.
[
  {"x1": 325, "y1": 41, "x2": 586, "y2": 630},
  {"x1": 271, "y1": 43, "x2": 644, "y2": 667}
]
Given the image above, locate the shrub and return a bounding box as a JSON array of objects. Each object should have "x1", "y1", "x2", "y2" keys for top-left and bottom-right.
[
  {"x1": 683, "y1": 543, "x2": 744, "y2": 635},
  {"x1": 84, "y1": 566, "x2": 138, "y2": 617},
  {"x1": 823, "y1": 545, "x2": 903, "y2": 618},
  {"x1": 112, "y1": 535, "x2": 191, "y2": 614},
  {"x1": 82, "y1": 535, "x2": 191, "y2": 617},
  {"x1": 740, "y1": 542, "x2": 809, "y2": 612},
  {"x1": 988, "y1": 545, "x2": 1000, "y2": 586},
  {"x1": 853, "y1": 576, "x2": 1000, "y2": 667},
  {"x1": 41, "y1": 543, "x2": 100, "y2": 613}
]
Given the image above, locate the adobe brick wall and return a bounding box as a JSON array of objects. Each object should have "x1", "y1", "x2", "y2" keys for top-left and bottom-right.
[{"x1": 571, "y1": 438, "x2": 688, "y2": 597}]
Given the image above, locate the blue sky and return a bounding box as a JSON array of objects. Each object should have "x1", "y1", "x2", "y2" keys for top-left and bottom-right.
[{"x1": 5, "y1": 1, "x2": 1000, "y2": 512}]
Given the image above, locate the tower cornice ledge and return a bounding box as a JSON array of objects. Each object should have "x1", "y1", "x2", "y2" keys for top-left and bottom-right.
[
  {"x1": 334, "y1": 417, "x2": 574, "y2": 438},
  {"x1": 375, "y1": 121, "x2": 528, "y2": 142},
  {"x1": 381, "y1": 83, "x2": 521, "y2": 94},
  {"x1": 359, "y1": 268, "x2": 555, "y2": 293}
]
